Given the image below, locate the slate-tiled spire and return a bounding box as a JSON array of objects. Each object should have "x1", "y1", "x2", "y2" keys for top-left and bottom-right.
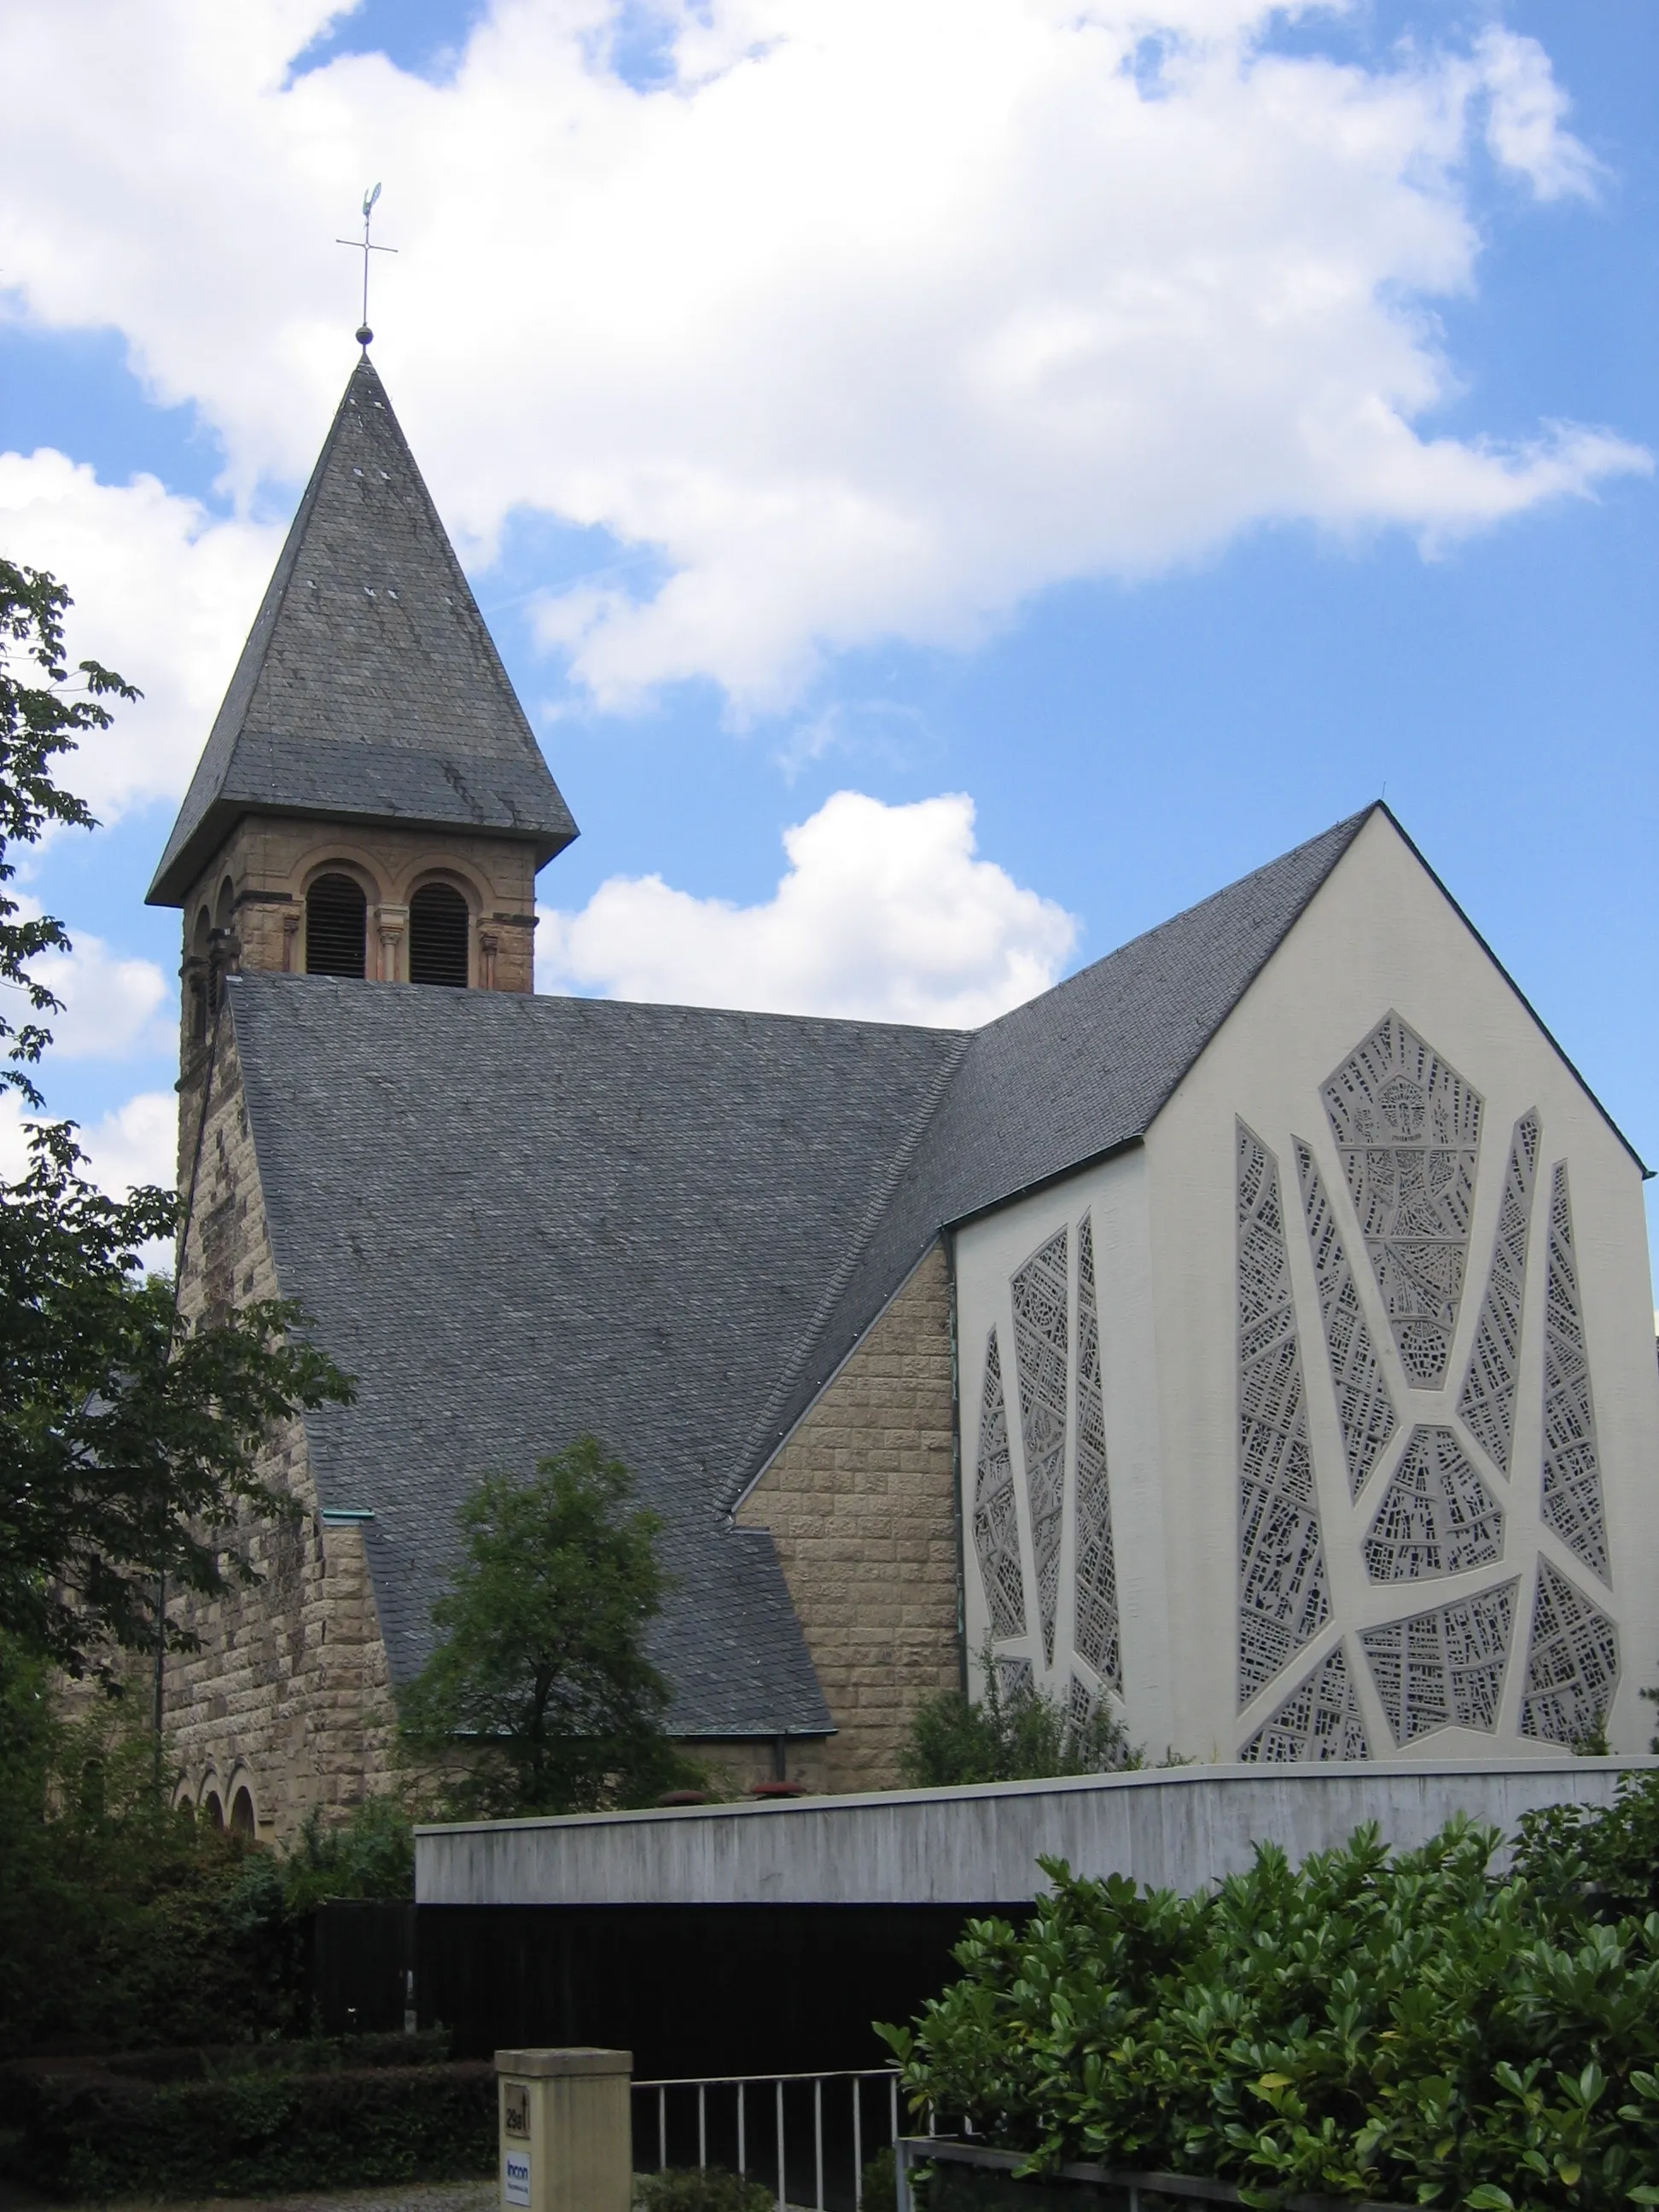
[{"x1": 148, "y1": 356, "x2": 577, "y2": 906}]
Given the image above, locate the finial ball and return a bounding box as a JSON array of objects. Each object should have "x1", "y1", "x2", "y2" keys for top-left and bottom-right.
[{"x1": 356, "y1": 323, "x2": 374, "y2": 348}]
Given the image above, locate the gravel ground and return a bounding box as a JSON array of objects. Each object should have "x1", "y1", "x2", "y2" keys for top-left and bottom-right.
[{"x1": 0, "y1": 2182, "x2": 498, "y2": 2212}]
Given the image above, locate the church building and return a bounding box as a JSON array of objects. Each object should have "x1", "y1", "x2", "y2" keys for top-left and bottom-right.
[{"x1": 150, "y1": 355, "x2": 1659, "y2": 1839}]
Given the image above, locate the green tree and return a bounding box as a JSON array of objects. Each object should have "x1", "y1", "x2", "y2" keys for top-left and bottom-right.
[
  {"x1": 398, "y1": 1436, "x2": 696, "y2": 1815},
  {"x1": 900, "y1": 1644, "x2": 1140, "y2": 1786},
  {"x1": 0, "y1": 556, "x2": 134, "y2": 1106},
  {"x1": 0, "y1": 559, "x2": 352, "y2": 1683}
]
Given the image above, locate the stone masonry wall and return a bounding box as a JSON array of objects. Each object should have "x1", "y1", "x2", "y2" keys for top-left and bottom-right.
[
  {"x1": 178, "y1": 813, "x2": 541, "y2": 1092},
  {"x1": 168, "y1": 1004, "x2": 395, "y2": 1840},
  {"x1": 736, "y1": 1243, "x2": 962, "y2": 1793}
]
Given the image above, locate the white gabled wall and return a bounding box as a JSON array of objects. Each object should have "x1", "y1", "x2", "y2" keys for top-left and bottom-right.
[{"x1": 953, "y1": 809, "x2": 1659, "y2": 1764}]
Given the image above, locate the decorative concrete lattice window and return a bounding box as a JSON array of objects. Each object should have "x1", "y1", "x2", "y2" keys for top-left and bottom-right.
[
  {"x1": 1295, "y1": 1141, "x2": 1396, "y2": 1497},
  {"x1": 1066, "y1": 1673, "x2": 1096, "y2": 1737},
  {"x1": 1520, "y1": 1559, "x2": 1619, "y2": 1744},
  {"x1": 1241, "y1": 1643, "x2": 1368, "y2": 1762},
  {"x1": 1237, "y1": 1121, "x2": 1330, "y2": 1706},
  {"x1": 1073, "y1": 1214, "x2": 1121, "y2": 1691},
  {"x1": 972, "y1": 1331, "x2": 1026, "y2": 1640},
  {"x1": 1322, "y1": 1014, "x2": 1482, "y2": 1389},
  {"x1": 1360, "y1": 1581, "x2": 1516, "y2": 1743},
  {"x1": 997, "y1": 1653, "x2": 1035, "y2": 1703},
  {"x1": 1361, "y1": 1425, "x2": 1505, "y2": 1582},
  {"x1": 1013, "y1": 1230, "x2": 1069, "y2": 1668},
  {"x1": 1540, "y1": 1163, "x2": 1610, "y2": 1582},
  {"x1": 1458, "y1": 1114, "x2": 1540, "y2": 1474}
]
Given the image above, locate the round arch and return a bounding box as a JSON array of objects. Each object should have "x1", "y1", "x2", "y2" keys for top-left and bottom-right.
[
  {"x1": 408, "y1": 877, "x2": 472, "y2": 988},
  {"x1": 304, "y1": 868, "x2": 371, "y2": 979}
]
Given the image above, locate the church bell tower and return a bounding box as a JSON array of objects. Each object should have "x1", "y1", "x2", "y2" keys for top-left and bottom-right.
[{"x1": 148, "y1": 354, "x2": 578, "y2": 1177}]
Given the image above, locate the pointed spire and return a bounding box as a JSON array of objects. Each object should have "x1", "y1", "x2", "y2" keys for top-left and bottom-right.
[{"x1": 148, "y1": 357, "x2": 577, "y2": 906}]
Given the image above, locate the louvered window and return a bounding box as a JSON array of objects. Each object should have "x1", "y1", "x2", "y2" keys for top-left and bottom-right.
[
  {"x1": 306, "y1": 874, "x2": 367, "y2": 977},
  {"x1": 410, "y1": 882, "x2": 469, "y2": 987}
]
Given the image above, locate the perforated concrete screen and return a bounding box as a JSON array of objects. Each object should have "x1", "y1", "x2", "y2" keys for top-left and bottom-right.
[
  {"x1": 954, "y1": 814, "x2": 1656, "y2": 1763},
  {"x1": 1236, "y1": 1124, "x2": 1331, "y2": 1706}
]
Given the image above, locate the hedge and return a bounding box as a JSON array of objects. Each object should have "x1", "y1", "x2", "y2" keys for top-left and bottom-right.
[
  {"x1": 879, "y1": 1804, "x2": 1659, "y2": 2211},
  {"x1": 3, "y1": 2056, "x2": 496, "y2": 2199}
]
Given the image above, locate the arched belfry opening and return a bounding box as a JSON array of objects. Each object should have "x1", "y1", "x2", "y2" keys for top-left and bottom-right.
[
  {"x1": 409, "y1": 882, "x2": 469, "y2": 987},
  {"x1": 306, "y1": 874, "x2": 368, "y2": 977}
]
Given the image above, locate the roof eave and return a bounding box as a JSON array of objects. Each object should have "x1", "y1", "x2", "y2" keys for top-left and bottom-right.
[{"x1": 146, "y1": 798, "x2": 577, "y2": 908}]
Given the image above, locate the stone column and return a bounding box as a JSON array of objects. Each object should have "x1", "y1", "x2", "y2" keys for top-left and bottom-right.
[
  {"x1": 375, "y1": 904, "x2": 409, "y2": 983},
  {"x1": 496, "y1": 2049, "x2": 632, "y2": 2212}
]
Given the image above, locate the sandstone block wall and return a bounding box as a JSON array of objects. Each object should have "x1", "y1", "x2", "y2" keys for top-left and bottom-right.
[
  {"x1": 736, "y1": 1243, "x2": 963, "y2": 1793},
  {"x1": 168, "y1": 1007, "x2": 395, "y2": 1840},
  {"x1": 178, "y1": 812, "x2": 541, "y2": 1075}
]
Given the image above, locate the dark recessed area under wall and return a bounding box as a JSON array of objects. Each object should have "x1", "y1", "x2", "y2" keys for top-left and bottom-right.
[{"x1": 315, "y1": 1902, "x2": 1012, "y2": 2075}]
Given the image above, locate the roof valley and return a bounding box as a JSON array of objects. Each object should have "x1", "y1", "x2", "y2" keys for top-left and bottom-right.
[{"x1": 722, "y1": 1026, "x2": 974, "y2": 1513}]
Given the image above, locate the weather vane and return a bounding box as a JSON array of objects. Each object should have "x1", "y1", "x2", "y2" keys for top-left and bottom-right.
[{"x1": 337, "y1": 183, "x2": 397, "y2": 349}]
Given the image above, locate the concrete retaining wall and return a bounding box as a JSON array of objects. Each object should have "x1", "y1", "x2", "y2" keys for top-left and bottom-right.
[{"x1": 416, "y1": 1756, "x2": 1654, "y2": 1908}]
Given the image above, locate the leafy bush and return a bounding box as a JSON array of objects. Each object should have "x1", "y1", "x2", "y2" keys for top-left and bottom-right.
[
  {"x1": 902, "y1": 1654, "x2": 1138, "y2": 1788},
  {"x1": 1511, "y1": 1775, "x2": 1659, "y2": 1932},
  {"x1": 0, "y1": 1632, "x2": 424, "y2": 2058},
  {"x1": 79, "y1": 2030, "x2": 450, "y2": 2086},
  {"x1": 634, "y1": 2167, "x2": 775, "y2": 2212},
  {"x1": 0, "y1": 1653, "x2": 303, "y2": 2058},
  {"x1": 5, "y1": 2057, "x2": 495, "y2": 2199},
  {"x1": 279, "y1": 1795, "x2": 416, "y2": 1909},
  {"x1": 861, "y1": 2145, "x2": 899, "y2": 2212},
  {"x1": 879, "y1": 1799, "x2": 1659, "y2": 2209}
]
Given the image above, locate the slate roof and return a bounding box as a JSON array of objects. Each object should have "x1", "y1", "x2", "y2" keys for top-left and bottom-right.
[
  {"x1": 228, "y1": 975, "x2": 965, "y2": 1732},
  {"x1": 148, "y1": 358, "x2": 578, "y2": 907},
  {"x1": 225, "y1": 808, "x2": 1374, "y2": 1730},
  {"x1": 723, "y1": 805, "x2": 1375, "y2": 1500}
]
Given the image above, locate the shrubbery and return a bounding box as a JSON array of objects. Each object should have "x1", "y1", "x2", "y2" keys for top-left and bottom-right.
[
  {"x1": 5, "y1": 2052, "x2": 494, "y2": 2199},
  {"x1": 880, "y1": 1778, "x2": 1659, "y2": 2210},
  {"x1": 901, "y1": 1656, "x2": 1139, "y2": 1788},
  {"x1": 0, "y1": 1651, "x2": 300, "y2": 2059},
  {"x1": 0, "y1": 1640, "x2": 414, "y2": 2060},
  {"x1": 634, "y1": 2168, "x2": 775, "y2": 2212}
]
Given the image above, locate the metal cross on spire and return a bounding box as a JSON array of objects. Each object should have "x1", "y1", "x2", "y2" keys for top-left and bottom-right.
[{"x1": 337, "y1": 183, "x2": 397, "y2": 349}]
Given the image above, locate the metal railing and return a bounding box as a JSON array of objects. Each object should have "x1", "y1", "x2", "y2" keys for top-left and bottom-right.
[{"x1": 632, "y1": 2068, "x2": 902, "y2": 2211}]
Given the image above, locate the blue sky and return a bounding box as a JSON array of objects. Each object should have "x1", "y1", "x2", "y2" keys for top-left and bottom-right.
[{"x1": 0, "y1": 0, "x2": 1654, "y2": 1270}]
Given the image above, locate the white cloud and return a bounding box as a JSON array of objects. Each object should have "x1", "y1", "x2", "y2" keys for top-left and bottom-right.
[
  {"x1": 0, "y1": 0, "x2": 1644, "y2": 721},
  {"x1": 0, "y1": 1089, "x2": 178, "y2": 1277},
  {"x1": 0, "y1": 1089, "x2": 176, "y2": 1198},
  {"x1": 20, "y1": 930, "x2": 173, "y2": 1062},
  {"x1": 537, "y1": 788, "x2": 1077, "y2": 1026},
  {"x1": 1476, "y1": 28, "x2": 1601, "y2": 202},
  {"x1": 0, "y1": 451, "x2": 282, "y2": 823},
  {"x1": 75, "y1": 1091, "x2": 179, "y2": 1200}
]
